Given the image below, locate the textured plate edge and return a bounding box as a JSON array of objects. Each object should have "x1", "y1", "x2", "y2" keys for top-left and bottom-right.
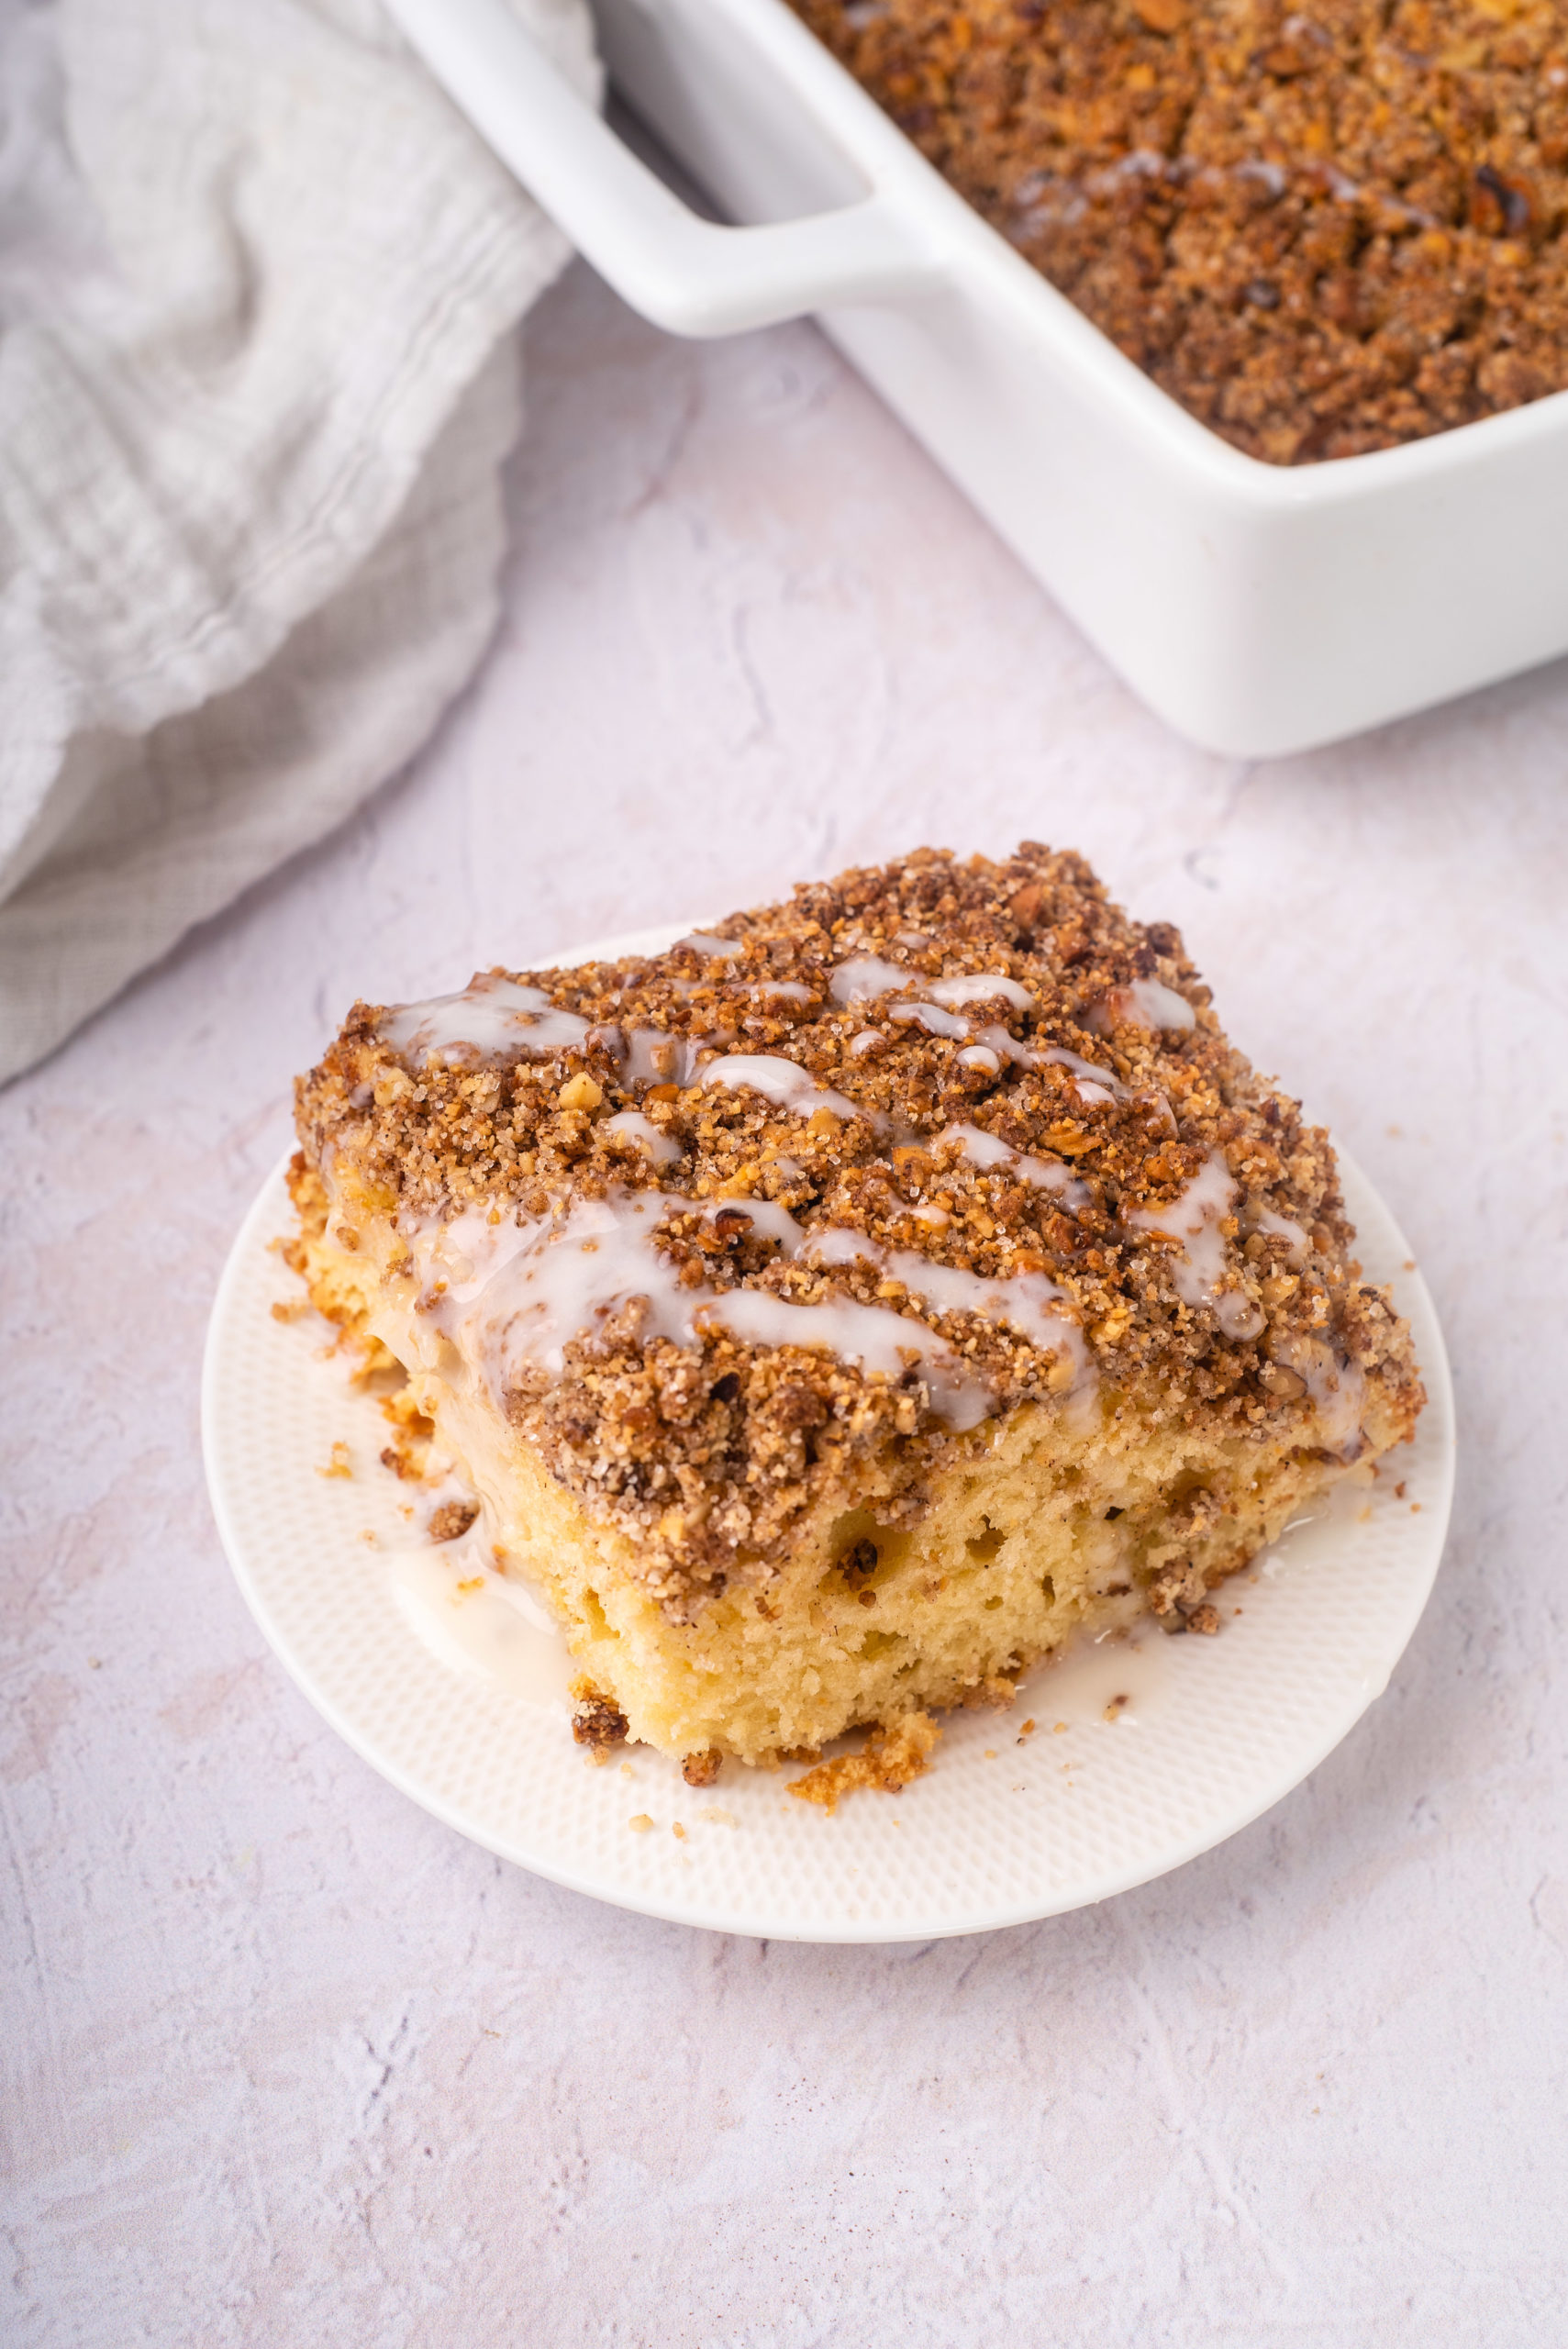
[{"x1": 201, "y1": 923, "x2": 1457, "y2": 1943}]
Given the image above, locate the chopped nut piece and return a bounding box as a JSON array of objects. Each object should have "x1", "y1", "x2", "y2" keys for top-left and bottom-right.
[
  {"x1": 571, "y1": 1681, "x2": 629, "y2": 1755},
  {"x1": 1130, "y1": 0, "x2": 1185, "y2": 29},
  {"x1": 427, "y1": 1498, "x2": 479, "y2": 1543}
]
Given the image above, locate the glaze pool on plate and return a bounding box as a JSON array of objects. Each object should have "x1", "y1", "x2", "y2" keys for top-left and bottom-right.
[{"x1": 201, "y1": 927, "x2": 1455, "y2": 1943}]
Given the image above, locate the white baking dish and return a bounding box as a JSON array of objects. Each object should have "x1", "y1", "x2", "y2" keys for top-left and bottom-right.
[{"x1": 388, "y1": 0, "x2": 1568, "y2": 755}]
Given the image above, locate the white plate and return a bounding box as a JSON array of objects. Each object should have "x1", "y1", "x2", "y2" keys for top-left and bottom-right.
[{"x1": 202, "y1": 927, "x2": 1455, "y2": 1943}]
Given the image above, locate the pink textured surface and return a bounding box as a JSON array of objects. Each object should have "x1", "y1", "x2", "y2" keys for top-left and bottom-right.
[{"x1": 4, "y1": 262, "x2": 1566, "y2": 2343}]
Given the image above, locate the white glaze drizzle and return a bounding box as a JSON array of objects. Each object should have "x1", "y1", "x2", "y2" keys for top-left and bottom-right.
[
  {"x1": 379, "y1": 976, "x2": 592, "y2": 1065},
  {"x1": 933, "y1": 1121, "x2": 1089, "y2": 1206},
  {"x1": 704, "y1": 1286, "x2": 993, "y2": 1428},
  {"x1": 1254, "y1": 1205, "x2": 1310, "y2": 1264},
  {"x1": 695, "y1": 1197, "x2": 806, "y2": 1250},
  {"x1": 1086, "y1": 978, "x2": 1195, "y2": 1035},
  {"x1": 743, "y1": 978, "x2": 815, "y2": 1004},
  {"x1": 700, "y1": 1053, "x2": 862, "y2": 1122},
  {"x1": 1126, "y1": 1150, "x2": 1263, "y2": 1341},
  {"x1": 676, "y1": 932, "x2": 744, "y2": 960},
  {"x1": 949, "y1": 1023, "x2": 1121, "y2": 1107},
  {"x1": 380, "y1": 963, "x2": 1122, "y2": 1164},
  {"x1": 407, "y1": 1192, "x2": 993, "y2": 1426},
  {"x1": 1269, "y1": 1330, "x2": 1367, "y2": 1453},
  {"x1": 849, "y1": 1029, "x2": 885, "y2": 1058},
  {"x1": 404, "y1": 1182, "x2": 1095, "y2": 1433},
  {"x1": 926, "y1": 972, "x2": 1034, "y2": 1011},
  {"x1": 1037, "y1": 1045, "x2": 1126, "y2": 1106},
  {"x1": 889, "y1": 1001, "x2": 972, "y2": 1041},
  {"x1": 933, "y1": 1120, "x2": 1017, "y2": 1171},
  {"x1": 601, "y1": 1109, "x2": 684, "y2": 1167},
  {"x1": 963, "y1": 1021, "x2": 1032, "y2": 1071},
  {"x1": 828, "y1": 957, "x2": 1034, "y2": 1020},
  {"x1": 799, "y1": 1227, "x2": 1091, "y2": 1389},
  {"x1": 828, "y1": 955, "x2": 915, "y2": 1007},
  {"x1": 410, "y1": 1192, "x2": 694, "y2": 1380},
  {"x1": 620, "y1": 1027, "x2": 709, "y2": 1089}
]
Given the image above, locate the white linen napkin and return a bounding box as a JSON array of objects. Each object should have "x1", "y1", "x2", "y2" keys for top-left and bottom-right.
[{"x1": 0, "y1": 0, "x2": 595, "y2": 1084}]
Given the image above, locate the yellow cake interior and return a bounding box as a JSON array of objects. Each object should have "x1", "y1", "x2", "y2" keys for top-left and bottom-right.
[{"x1": 289, "y1": 1167, "x2": 1406, "y2": 1772}]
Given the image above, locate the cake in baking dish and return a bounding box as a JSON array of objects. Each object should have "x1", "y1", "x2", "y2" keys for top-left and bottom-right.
[
  {"x1": 287, "y1": 844, "x2": 1422, "y2": 1784},
  {"x1": 793, "y1": 0, "x2": 1568, "y2": 465}
]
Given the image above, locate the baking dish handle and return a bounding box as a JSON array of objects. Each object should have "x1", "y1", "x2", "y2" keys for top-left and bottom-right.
[{"x1": 384, "y1": 0, "x2": 941, "y2": 337}]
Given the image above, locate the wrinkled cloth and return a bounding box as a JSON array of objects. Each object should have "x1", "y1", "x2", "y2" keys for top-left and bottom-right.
[{"x1": 0, "y1": 0, "x2": 595, "y2": 1083}]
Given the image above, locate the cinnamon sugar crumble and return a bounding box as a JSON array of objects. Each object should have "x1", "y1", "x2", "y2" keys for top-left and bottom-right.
[
  {"x1": 571, "y1": 1681, "x2": 629, "y2": 1755},
  {"x1": 791, "y1": 0, "x2": 1568, "y2": 463},
  {"x1": 427, "y1": 1498, "x2": 480, "y2": 1543},
  {"x1": 294, "y1": 844, "x2": 1420, "y2": 1613},
  {"x1": 788, "y1": 1712, "x2": 942, "y2": 1809}
]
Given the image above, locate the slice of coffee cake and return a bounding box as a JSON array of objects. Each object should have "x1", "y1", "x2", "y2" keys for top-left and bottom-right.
[{"x1": 288, "y1": 845, "x2": 1422, "y2": 1777}]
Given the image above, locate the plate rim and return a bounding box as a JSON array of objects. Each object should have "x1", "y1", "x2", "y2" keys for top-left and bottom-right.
[{"x1": 202, "y1": 923, "x2": 1457, "y2": 1943}]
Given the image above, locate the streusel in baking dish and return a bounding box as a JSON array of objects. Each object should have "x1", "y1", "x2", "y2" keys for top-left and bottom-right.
[{"x1": 794, "y1": 0, "x2": 1568, "y2": 463}]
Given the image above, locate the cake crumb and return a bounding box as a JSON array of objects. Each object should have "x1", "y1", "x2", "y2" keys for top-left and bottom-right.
[
  {"x1": 628, "y1": 1814, "x2": 653, "y2": 1833},
  {"x1": 672, "y1": 1821, "x2": 686, "y2": 1841},
  {"x1": 571, "y1": 1680, "x2": 629, "y2": 1756},
  {"x1": 681, "y1": 1749, "x2": 722, "y2": 1788},
  {"x1": 1186, "y1": 1604, "x2": 1221, "y2": 1635},
  {"x1": 428, "y1": 1498, "x2": 479, "y2": 1543},
  {"x1": 317, "y1": 1442, "x2": 352, "y2": 1479},
  {"x1": 787, "y1": 1713, "x2": 940, "y2": 1813},
  {"x1": 698, "y1": 1806, "x2": 738, "y2": 1827}
]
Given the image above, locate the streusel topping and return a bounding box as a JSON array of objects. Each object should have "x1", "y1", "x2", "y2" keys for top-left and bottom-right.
[
  {"x1": 791, "y1": 0, "x2": 1568, "y2": 463},
  {"x1": 295, "y1": 845, "x2": 1419, "y2": 1605}
]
